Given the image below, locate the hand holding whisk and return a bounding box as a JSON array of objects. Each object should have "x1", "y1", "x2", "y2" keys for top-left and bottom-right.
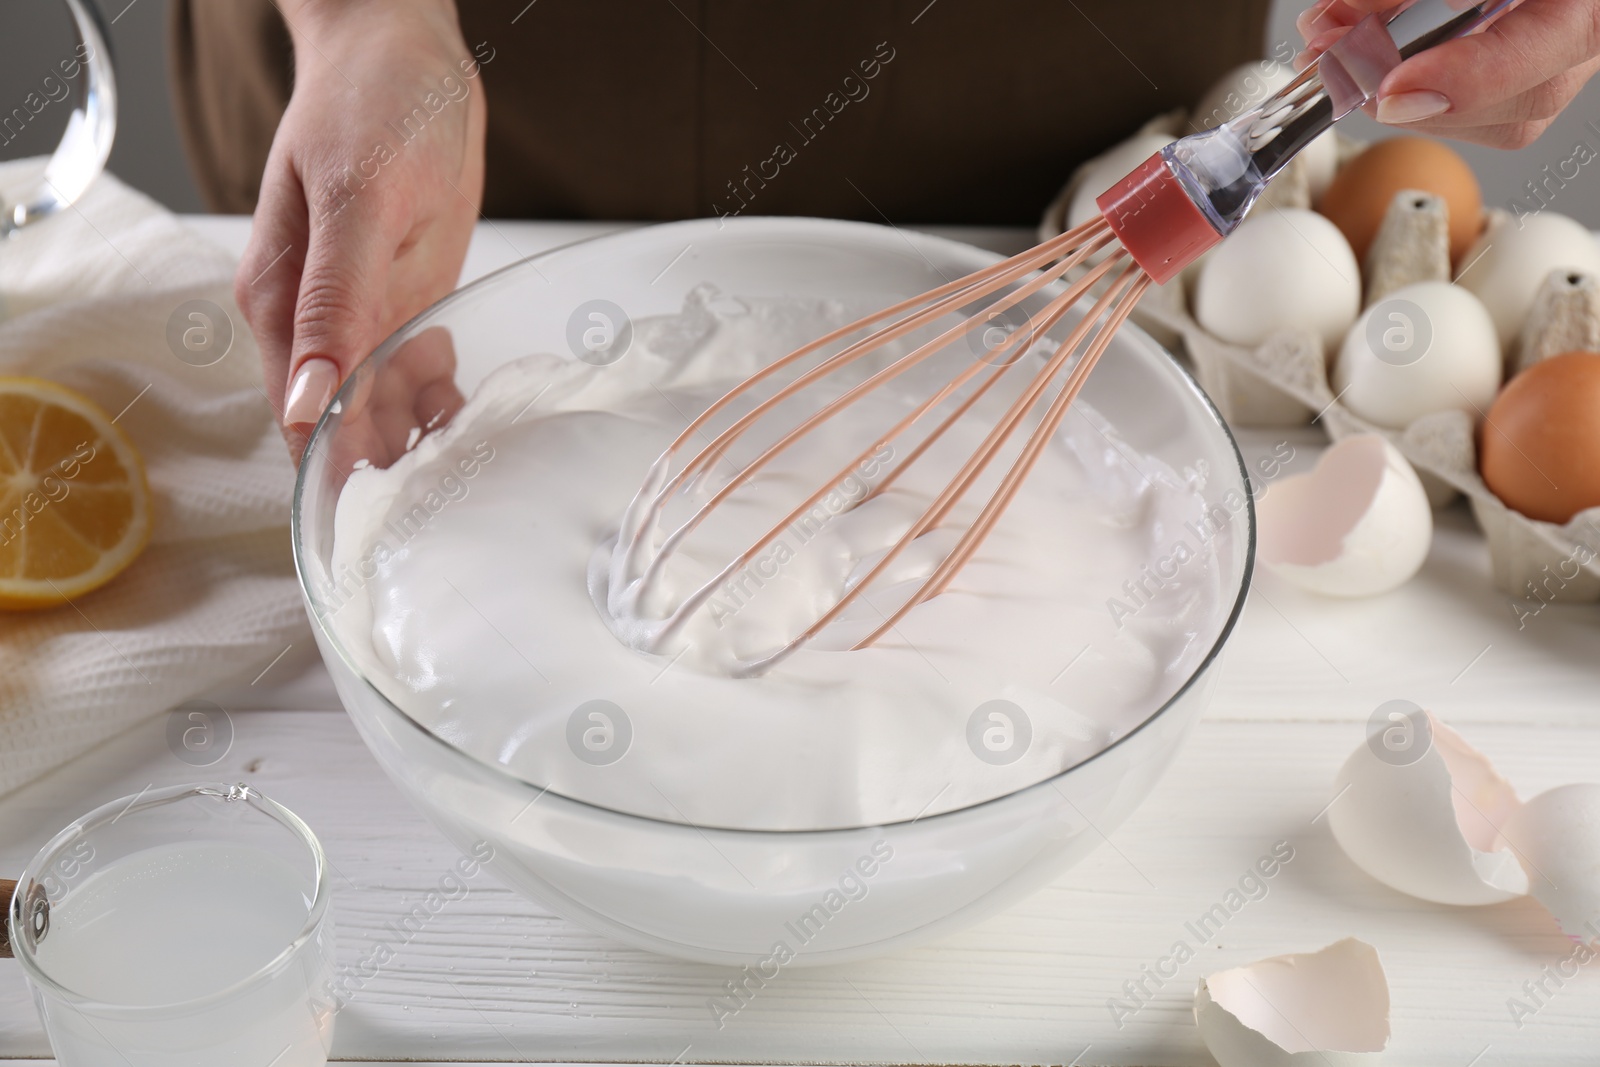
[{"x1": 609, "y1": 0, "x2": 1520, "y2": 676}]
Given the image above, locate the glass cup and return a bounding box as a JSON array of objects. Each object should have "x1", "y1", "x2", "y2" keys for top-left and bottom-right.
[
  {"x1": 9, "y1": 783, "x2": 336, "y2": 1067},
  {"x1": 0, "y1": 0, "x2": 116, "y2": 236}
]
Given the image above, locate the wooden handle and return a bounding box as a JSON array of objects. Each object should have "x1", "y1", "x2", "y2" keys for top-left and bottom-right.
[{"x1": 0, "y1": 879, "x2": 15, "y2": 958}]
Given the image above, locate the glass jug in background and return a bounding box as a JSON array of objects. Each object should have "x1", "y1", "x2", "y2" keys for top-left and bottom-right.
[{"x1": 0, "y1": 0, "x2": 116, "y2": 238}]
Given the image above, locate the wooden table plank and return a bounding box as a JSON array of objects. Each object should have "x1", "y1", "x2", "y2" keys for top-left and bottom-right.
[{"x1": 0, "y1": 701, "x2": 1594, "y2": 1065}]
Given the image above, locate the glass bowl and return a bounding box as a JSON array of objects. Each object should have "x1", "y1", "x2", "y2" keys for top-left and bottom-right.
[{"x1": 293, "y1": 217, "x2": 1254, "y2": 965}]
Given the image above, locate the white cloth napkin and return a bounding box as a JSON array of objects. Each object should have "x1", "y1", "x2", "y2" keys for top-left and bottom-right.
[{"x1": 0, "y1": 167, "x2": 307, "y2": 797}]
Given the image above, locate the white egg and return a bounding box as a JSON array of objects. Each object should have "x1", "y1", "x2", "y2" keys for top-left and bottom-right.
[
  {"x1": 1193, "y1": 60, "x2": 1292, "y2": 130},
  {"x1": 1328, "y1": 707, "x2": 1529, "y2": 905},
  {"x1": 1257, "y1": 435, "x2": 1431, "y2": 598},
  {"x1": 1194, "y1": 938, "x2": 1390, "y2": 1067},
  {"x1": 1195, "y1": 209, "x2": 1361, "y2": 353},
  {"x1": 1305, "y1": 134, "x2": 1341, "y2": 203},
  {"x1": 1067, "y1": 132, "x2": 1176, "y2": 230},
  {"x1": 1192, "y1": 60, "x2": 1339, "y2": 200},
  {"x1": 1180, "y1": 245, "x2": 1214, "y2": 301},
  {"x1": 1495, "y1": 783, "x2": 1600, "y2": 941},
  {"x1": 1456, "y1": 211, "x2": 1600, "y2": 351},
  {"x1": 1332, "y1": 281, "x2": 1501, "y2": 429}
]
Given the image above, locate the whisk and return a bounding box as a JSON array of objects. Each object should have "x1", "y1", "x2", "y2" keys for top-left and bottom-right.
[{"x1": 612, "y1": 0, "x2": 1516, "y2": 675}]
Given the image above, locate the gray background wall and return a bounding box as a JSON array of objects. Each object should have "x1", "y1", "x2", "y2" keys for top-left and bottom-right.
[
  {"x1": 2, "y1": 0, "x2": 1596, "y2": 223},
  {"x1": 0, "y1": 0, "x2": 203, "y2": 211}
]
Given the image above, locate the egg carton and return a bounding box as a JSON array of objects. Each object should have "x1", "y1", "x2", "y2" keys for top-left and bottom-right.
[
  {"x1": 1157, "y1": 295, "x2": 1600, "y2": 601},
  {"x1": 1142, "y1": 261, "x2": 1600, "y2": 605},
  {"x1": 1042, "y1": 136, "x2": 1600, "y2": 603}
]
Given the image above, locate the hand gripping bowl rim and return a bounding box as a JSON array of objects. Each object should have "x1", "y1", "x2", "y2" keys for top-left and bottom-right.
[{"x1": 289, "y1": 215, "x2": 1257, "y2": 835}]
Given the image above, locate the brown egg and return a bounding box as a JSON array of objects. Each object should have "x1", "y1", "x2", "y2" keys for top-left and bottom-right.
[
  {"x1": 1480, "y1": 351, "x2": 1600, "y2": 524},
  {"x1": 1317, "y1": 137, "x2": 1483, "y2": 266}
]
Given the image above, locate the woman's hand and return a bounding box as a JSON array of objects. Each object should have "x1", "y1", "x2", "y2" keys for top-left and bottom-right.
[
  {"x1": 235, "y1": 0, "x2": 486, "y2": 460},
  {"x1": 1298, "y1": 0, "x2": 1600, "y2": 148}
]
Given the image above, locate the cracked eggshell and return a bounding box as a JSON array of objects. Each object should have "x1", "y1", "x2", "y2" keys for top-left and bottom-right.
[
  {"x1": 1257, "y1": 434, "x2": 1431, "y2": 597},
  {"x1": 1194, "y1": 938, "x2": 1390, "y2": 1067},
  {"x1": 1329, "y1": 710, "x2": 1529, "y2": 905},
  {"x1": 1456, "y1": 211, "x2": 1600, "y2": 351},
  {"x1": 1495, "y1": 783, "x2": 1600, "y2": 941}
]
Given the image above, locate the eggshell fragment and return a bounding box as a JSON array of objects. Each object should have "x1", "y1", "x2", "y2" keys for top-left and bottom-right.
[
  {"x1": 1194, "y1": 938, "x2": 1390, "y2": 1067},
  {"x1": 1257, "y1": 435, "x2": 1431, "y2": 598},
  {"x1": 1495, "y1": 783, "x2": 1600, "y2": 942},
  {"x1": 1329, "y1": 709, "x2": 1529, "y2": 905},
  {"x1": 1332, "y1": 281, "x2": 1501, "y2": 430},
  {"x1": 1456, "y1": 211, "x2": 1600, "y2": 351},
  {"x1": 1195, "y1": 209, "x2": 1361, "y2": 354}
]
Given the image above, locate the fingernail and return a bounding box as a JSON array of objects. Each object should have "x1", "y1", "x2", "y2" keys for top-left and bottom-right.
[
  {"x1": 1376, "y1": 90, "x2": 1451, "y2": 125},
  {"x1": 284, "y1": 356, "x2": 339, "y2": 427},
  {"x1": 1297, "y1": 9, "x2": 1336, "y2": 38}
]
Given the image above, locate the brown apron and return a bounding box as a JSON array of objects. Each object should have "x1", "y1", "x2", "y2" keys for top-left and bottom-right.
[{"x1": 170, "y1": 0, "x2": 1272, "y2": 224}]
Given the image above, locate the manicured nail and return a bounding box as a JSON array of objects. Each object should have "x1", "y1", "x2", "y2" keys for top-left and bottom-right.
[
  {"x1": 283, "y1": 356, "x2": 339, "y2": 427},
  {"x1": 1297, "y1": 8, "x2": 1336, "y2": 39},
  {"x1": 1376, "y1": 90, "x2": 1451, "y2": 125}
]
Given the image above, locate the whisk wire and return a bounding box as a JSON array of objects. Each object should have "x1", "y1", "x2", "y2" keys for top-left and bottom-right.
[
  {"x1": 634, "y1": 235, "x2": 1124, "y2": 648},
  {"x1": 736, "y1": 255, "x2": 1143, "y2": 674},
  {"x1": 624, "y1": 222, "x2": 1116, "y2": 600},
  {"x1": 613, "y1": 219, "x2": 1113, "y2": 592},
  {"x1": 657, "y1": 218, "x2": 1109, "y2": 497},
  {"x1": 897, "y1": 271, "x2": 1151, "y2": 615},
  {"x1": 614, "y1": 213, "x2": 1162, "y2": 674}
]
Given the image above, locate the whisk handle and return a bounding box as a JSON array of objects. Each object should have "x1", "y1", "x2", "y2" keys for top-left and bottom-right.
[
  {"x1": 1389, "y1": 0, "x2": 1521, "y2": 60},
  {"x1": 1322, "y1": 0, "x2": 1520, "y2": 118},
  {"x1": 1099, "y1": 0, "x2": 1522, "y2": 282}
]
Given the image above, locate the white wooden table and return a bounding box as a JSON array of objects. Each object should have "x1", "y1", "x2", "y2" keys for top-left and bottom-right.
[{"x1": 0, "y1": 220, "x2": 1596, "y2": 1066}]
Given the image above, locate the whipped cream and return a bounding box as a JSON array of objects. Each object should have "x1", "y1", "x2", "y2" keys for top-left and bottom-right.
[{"x1": 326, "y1": 287, "x2": 1231, "y2": 831}]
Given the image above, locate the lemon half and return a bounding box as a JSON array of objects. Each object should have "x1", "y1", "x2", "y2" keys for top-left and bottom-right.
[{"x1": 0, "y1": 377, "x2": 152, "y2": 610}]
